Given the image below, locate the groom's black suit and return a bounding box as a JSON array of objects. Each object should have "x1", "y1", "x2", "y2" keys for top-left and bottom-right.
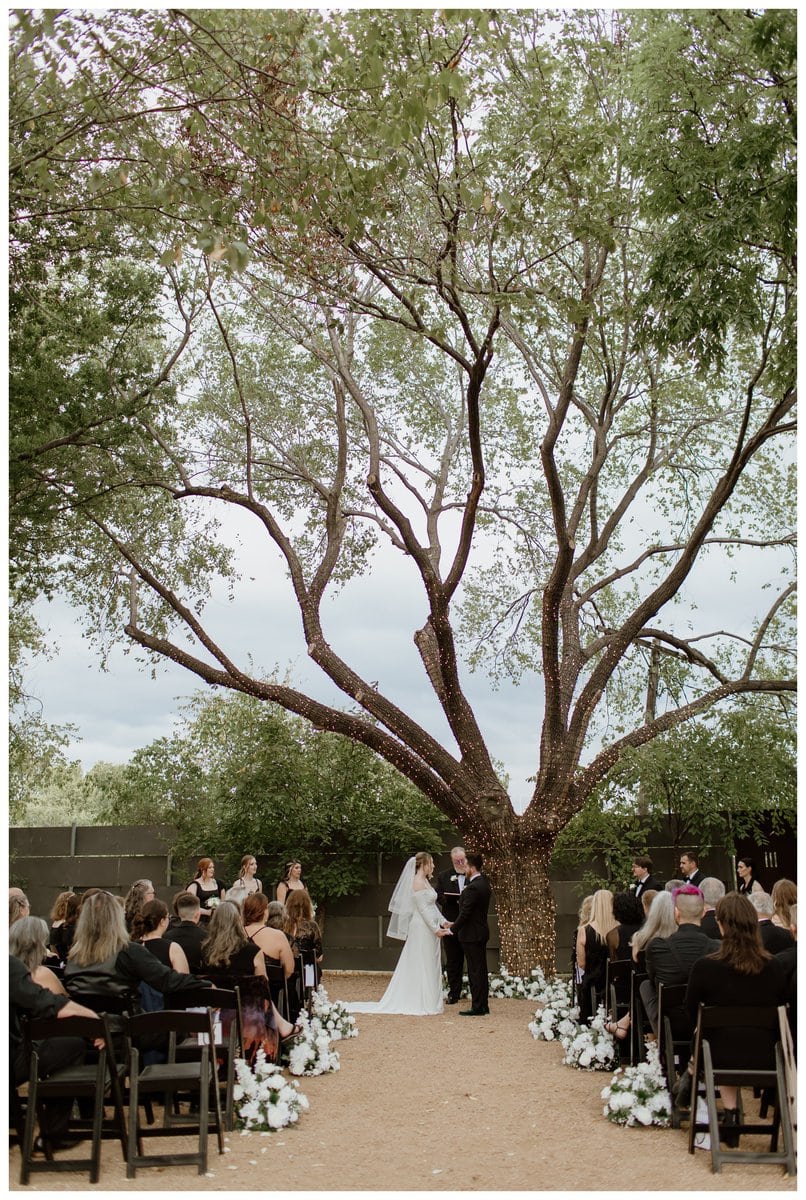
[
  {"x1": 451, "y1": 873, "x2": 492, "y2": 1013},
  {"x1": 435, "y1": 866, "x2": 467, "y2": 1002}
]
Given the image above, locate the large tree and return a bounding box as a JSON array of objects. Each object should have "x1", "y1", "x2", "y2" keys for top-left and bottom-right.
[{"x1": 10, "y1": 10, "x2": 795, "y2": 972}]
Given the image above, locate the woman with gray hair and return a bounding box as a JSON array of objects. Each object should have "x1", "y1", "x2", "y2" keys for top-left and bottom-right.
[
  {"x1": 9, "y1": 915, "x2": 67, "y2": 996},
  {"x1": 630, "y1": 890, "x2": 677, "y2": 969}
]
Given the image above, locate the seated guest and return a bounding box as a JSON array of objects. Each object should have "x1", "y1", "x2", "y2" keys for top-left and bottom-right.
[
  {"x1": 49, "y1": 891, "x2": 78, "y2": 961},
  {"x1": 164, "y1": 891, "x2": 208, "y2": 972},
  {"x1": 771, "y1": 878, "x2": 797, "y2": 930},
  {"x1": 132, "y1": 899, "x2": 190, "y2": 974},
  {"x1": 630, "y1": 890, "x2": 677, "y2": 971},
  {"x1": 682, "y1": 892, "x2": 787, "y2": 1138},
  {"x1": 10, "y1": 955, "x2": 101, "y2": 1148},
  {"x1": 9, "y1": 888, "x2": 30, "y2": 926},
  {"x1": 699, "y1": 877, "x2": 725, "y2": 940},
  {"x1": 242, "y1": 893, "x2": 295, "y2": 1008},
  {"x1": 123, "y1": 879, "x2": 156, "y2": 934},
  {"x1": 776, "y1": 903, "x2": 796, "y2": 1055},
  {"x1": 607, "y1": 891, "x2": 645, "y2": 961},
  {"x1": 571, "y1": 895, "x2": 593, "y2": 992},
  {"x1": 201, "y1": 900, "x2": 300, "y2": 1060},
  {"x1": 630, "y1": 856, "x2": 663, "y2": 898},
  {"x1": 64, "y1": 891, "x2": 208, "y2": 1009},
  {"x1": 749, "y1": 890, "x2": 794, "y2": 953},
  {"x1": 266, "y1": 900, "x2": 287, "y2": 930},
  {"x1": 664, "y1": 879, "x2": 685, "y2": 894},
  {"x1": 10, "y1": 916, "x2": 68, "y2": 997},
  {"x1": 637, "y1": 886, "x2": 720, "y2": 1036},
  {"x1": 574, "y1": 889, "x2": 616, "y2": 1024}
]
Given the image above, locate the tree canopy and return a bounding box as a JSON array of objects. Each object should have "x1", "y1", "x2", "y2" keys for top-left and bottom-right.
[{"x1": 10, "y1": 9, "x2": 796, "y2": 971}]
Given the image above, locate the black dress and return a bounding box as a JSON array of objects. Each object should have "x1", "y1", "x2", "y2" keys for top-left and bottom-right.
[
  {"x1": 188, "y1": 880, "x2": 227, "y2": 915},
  {"x1": 685, "y1": 954, "x2": 787, "y2": 1068},
  {"x1": 579, "y1": 926, "x2": 609, "y2": 1023},
  {"x1": 201, "y1": 941, "x2": 279, "y2": 1064}
]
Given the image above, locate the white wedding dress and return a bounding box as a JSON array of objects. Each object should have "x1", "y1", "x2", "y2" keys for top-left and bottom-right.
[{"x1": 346, "y1": 885, "x2": 445, "y2": 1015}]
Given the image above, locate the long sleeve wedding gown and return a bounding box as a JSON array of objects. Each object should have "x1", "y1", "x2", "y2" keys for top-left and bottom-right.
[{"x1": 346, "y1": 886, "x2": 445, "y2": 1015}]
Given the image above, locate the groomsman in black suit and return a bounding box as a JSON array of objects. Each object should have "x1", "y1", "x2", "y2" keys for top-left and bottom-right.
[
  {"x1": 435, "y1": 846, "x2": 468, "y2": 1004},
  {"x1": 679, "y1": 851, "x2": 704, "y2": 889},
  {"x1": 630, "y1": 856, "x2": 664, "y2": 899},
  {"x1": 448, "y1": 852, "x2": 492, "y2": 1016}
]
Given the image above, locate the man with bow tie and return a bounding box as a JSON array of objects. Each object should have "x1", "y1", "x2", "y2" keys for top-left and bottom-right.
[{"x1": 435, "y1": 846, "x2": 468, "y2": 1005}]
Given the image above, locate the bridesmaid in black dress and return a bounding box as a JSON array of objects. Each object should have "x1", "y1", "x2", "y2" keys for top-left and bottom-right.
[{"x1": 575, "y1": 889, "x2": 617, "y2": 1024}]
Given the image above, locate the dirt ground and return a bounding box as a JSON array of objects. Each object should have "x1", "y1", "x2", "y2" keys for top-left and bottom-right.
[{"x1": 9, "y1": 971, "x2": 796, "y2": 1193}]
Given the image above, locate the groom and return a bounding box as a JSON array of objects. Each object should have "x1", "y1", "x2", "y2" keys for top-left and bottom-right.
[{"x1": 448, "y1": 852, "x2": 492, "y2": 1016}]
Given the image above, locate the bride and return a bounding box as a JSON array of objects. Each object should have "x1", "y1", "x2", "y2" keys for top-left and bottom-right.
[{"x1": 346, "y1": 852, "x2": 450, "y2": 1015}]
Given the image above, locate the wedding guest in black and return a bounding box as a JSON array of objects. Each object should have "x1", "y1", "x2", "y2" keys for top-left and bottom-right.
[
  {"x1": 630, "y1": 857, "x2": 663, "y2": 899},
  {"x1": 283, "y1": 890, "x2": 323, "y2": 1019},
  {"x1": 749, "y1": 891, "x2": 794, "y2": 953},
  {"x1": 48, "y1": 892, "x2": 76, "y2": 959},
  {"x1": 638, "y1": 886, "x2": 719, "y2": 1036},
  {"x1": 736, "y1": 856, "x2": 764, "y2": 896},
  {"x1": 776, "y1": 903, "x2": 796, "y2": 1054},
  {"x1": 435, "y1": 846, "x2": 468, "y2": 1004},
  {"x1": 575, "y1": 889, "x2": 617, "y2": 1022},
  {"x1": 64, "y1": 891, "x2": 208, "y2": 1009},
  {"x1": 164, "y1": 891, "x2": 208, "y2": 972},
  {"x1": 683, "y1": 892, "x2": 787, "y2": 1136},
  {"x1": 187, "y1": 858, "x2": 227, "y2": 921},
  {"x1": 771, "y1": 879, "x2": 797, "y2": 930},
  {"x1": 449, "y1": 852, "x2": 492, "y2": 1017},
  {"x1": 606, "y1": 891, "x2": 645, "y2": 960},
  {"x1": 699, "y1": 877, "x2": 725, "y2": 940},
  {"x1": 630, "y1": 890, "x2": 677, "y2": 972},
  {"x1": 132, "y1": 900, "x2": 190, "y2": 973},
  {"x1": 10, "y1": 955, "x2": 99, "y2": 1147},
  {"x1": 201, "y1": 900, "x2": 300, "y2": 1060},
  {"x1": 10, "y1": 916, "x2": 68, "y2": 997},
  {"x1": 679, "y1": 851, "x2": 704, "y2": 888},
  {"x1": 123, "y1": 879, "x2": 156, "y2": 933},
  {"x1": 242, "y1": 892, "x2": 295, "y2": 1010}
]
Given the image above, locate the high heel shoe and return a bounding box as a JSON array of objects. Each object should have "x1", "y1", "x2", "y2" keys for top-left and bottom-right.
[
  {"x1": 604, "y1": 1018, "x2": 629, "y2": 1041},
  {"x1": 280, "y1": 1023, "x2": 304, "y2": 1043}
]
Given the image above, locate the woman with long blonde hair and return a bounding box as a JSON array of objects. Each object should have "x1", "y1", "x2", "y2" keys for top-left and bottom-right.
[{"x1": 575, "y1": 888, "x2": 617, "y2": 1023}]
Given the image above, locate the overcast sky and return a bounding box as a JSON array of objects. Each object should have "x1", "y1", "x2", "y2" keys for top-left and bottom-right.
[{"x1": 27, "y1": 485, "x2": 792, "y2": 820}]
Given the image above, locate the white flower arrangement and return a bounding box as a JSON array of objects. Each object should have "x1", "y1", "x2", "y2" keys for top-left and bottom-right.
[
  {"x1": 206, "y1": 896, "x2": 221, "y2": 909},
  {"x1": 528, "y1": 991, "x2": 580, "y2": 1042},
  {"x1": 308, "y1": 984, "x2": 358, "y2": 1041},
  {"x1": 283, "y1": 1011, "x2": 341, "y2": 1076},
  {"x1": 601, "y1": 1043, "x2": 672, "y2": 1127},
  {"x1": 232, "y1": 1050, "x2": 309, "y2": 1132},
  {"x1": 560, "y1": 1005, "x2": 617, "y2": 1071}
]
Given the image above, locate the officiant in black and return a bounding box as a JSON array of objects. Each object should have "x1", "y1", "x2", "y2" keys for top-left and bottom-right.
[{"x1": 436, "y1": 846, "x2": 468, "y2": 1005}]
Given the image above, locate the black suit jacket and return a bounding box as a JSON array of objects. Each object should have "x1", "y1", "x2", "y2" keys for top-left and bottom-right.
[
  {"x1": 435, "y1": 867, "x2": 467, "y2": 923},
  {"x1": 683, "y1": 869, "x2": 704, "y2": 888},
  {"x1": 759, "y1": 920, "x2": 794, "y2": 955},
  {"x1": 632, "y1": 874, "x2": 664, "y2": 898},
  {"x1": 451, "y1": 874, "x2": 491, "y2": 945},
  {"x1": 700, "y1": 910, "x2": 722, "y2": 940},
  {"x1": 645, "y1": 924, "x2": 720, "y2": 986},
  {"x1": 164, "y1": 920, "x2": 208, "y2": 973}
]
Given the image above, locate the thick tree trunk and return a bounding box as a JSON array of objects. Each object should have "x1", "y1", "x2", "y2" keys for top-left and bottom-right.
[{"x1": 484, "y1": 834, "x2": 558, "y2": 978}]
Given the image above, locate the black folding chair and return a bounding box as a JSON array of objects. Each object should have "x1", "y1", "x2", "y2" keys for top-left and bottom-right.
[
  {"x1": 606, "y1": 958, "x2": 633, "y2": 1025},
  {"x1": 687, "y1": 1003, "x2": 796, "y2": 1175},
  {"x1": 656, "y1": 982, "x2": 691, "y2": 1128},
  {"x1": 629, "y1": 969, "x2": 649, "y2": 1063},
  {"x1": 123, "y1": 1008, "x2": 225, "y2": 1177},
  {"x1": 169, "y1": 986, "x2": 241, "y2": 1131},
  {"x1": 265, "y1": 959, "x2": 292, "y2": 1021},
  {"x1": 19, "y1": 1012, "x2": 127, "y2": 1185}
]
